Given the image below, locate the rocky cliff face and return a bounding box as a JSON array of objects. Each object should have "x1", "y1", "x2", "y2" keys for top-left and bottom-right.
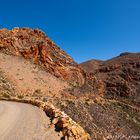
[
  {"x1": 80, "y1": 53, "x2": 140, "y2": 105},
  {"x1": 0, "y1": 28, "x2": 85, "y2": 85}
]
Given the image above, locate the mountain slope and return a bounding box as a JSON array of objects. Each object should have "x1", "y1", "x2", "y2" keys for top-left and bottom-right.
[
  {"x1": 0, "y1": 53, "x2": 68, "y2": 97},
  {"x1": 80, "y1": 53, "x2": 140, "y2": 105},
  {"x1": 0, "y1": 27, "x2": 90, "y2": 139},
  {"x1": 80, "y1": 59, "x2": 103, "y2": 73},
  {"x1": 0, "y1": 28, "x2": 85, "y2": 85},
  {"x1": 62, "y1": 52, "x2": 140, "y2": 139},
  {"x1": 0, "y1": 28, "x2": 140, "y2": 140}
]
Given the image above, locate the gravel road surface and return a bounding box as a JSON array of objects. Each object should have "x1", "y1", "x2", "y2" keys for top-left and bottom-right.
[{"x1": 0, "y1": 101, "x2": 61, "y2": 140}]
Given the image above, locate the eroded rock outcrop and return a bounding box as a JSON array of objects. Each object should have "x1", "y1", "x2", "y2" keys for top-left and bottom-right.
[{"x1": 0, "y1": 28, "x2": 85, "y2": 85}]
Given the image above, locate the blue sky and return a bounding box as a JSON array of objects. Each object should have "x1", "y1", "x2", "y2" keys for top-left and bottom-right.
[{"x1": 0, "y1": 0, "x2": 140, "y2": 63}]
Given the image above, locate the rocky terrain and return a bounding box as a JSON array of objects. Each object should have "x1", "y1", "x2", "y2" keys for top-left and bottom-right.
[
  {"x1": 0, "y1": 28, "x2": 85, "y2": 85},
  {"x1": 76, "y1": 52, "x2": 140, "y2": 139},
  {"x1": 80, "y1": 52, "x2": 140, "y2": 105},
  {"x1": 0, "y1": 28, "x2": 140, "y2": 140}
]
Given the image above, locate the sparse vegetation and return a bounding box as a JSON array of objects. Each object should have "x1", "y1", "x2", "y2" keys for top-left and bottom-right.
[
  {"x1": 17, "y1": 95, "x2": 24, "y2": 99},
  {"x1": 1, "y1": 92, "x2": 10, "y2": 98},
  {"x1": 0, "y1": 70, "x2": 15, "y2": 98},
  {"x1": 32, "y1": 89, "x2": 42, "y2": 97}
]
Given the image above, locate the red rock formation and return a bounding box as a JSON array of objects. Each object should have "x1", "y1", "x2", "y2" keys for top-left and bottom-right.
[{"x1": 0, "y1": 28, "x2": 85, "y2": 85}]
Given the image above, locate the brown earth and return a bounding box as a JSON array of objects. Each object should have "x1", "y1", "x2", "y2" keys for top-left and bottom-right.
[
  {"x1": 0, "y1": 28, "x2": 140, "y2": 140},
  {"x1": 0, "y1": 52, "x2": 68, "y2": 97}
]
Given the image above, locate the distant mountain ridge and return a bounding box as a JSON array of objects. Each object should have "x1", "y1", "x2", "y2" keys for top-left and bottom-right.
[{"x1": 80, "y1": 52, "x2": 140, "y2": 104}]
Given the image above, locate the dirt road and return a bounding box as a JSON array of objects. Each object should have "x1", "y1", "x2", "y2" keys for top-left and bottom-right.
[{"x1": 0, "y1": 101, "x2": 61, "y2": 140}]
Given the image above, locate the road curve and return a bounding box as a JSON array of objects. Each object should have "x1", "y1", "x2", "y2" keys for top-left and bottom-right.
[{"x1": 0, "y1": 101, "x2": 61, "y2": 140}]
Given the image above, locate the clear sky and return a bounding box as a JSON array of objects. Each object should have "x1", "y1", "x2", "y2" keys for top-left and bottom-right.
[{"x1": 0, "y1": 0, "x2": 140, "y2": 63}]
